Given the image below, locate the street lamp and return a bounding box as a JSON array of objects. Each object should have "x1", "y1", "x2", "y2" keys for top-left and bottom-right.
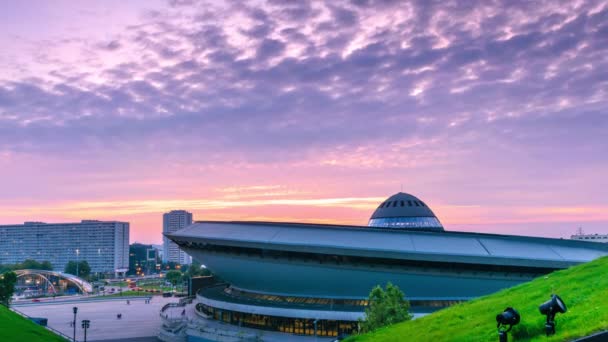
[
  {"x1": 72, "y1": 306, "x2": 78, "y2": 342},
  {"x1": 76, "y1": 249, "x2": 80, "y2": 278},
  {"x1": 81, "y1": 320, "x2": 90, "y2": 342}
]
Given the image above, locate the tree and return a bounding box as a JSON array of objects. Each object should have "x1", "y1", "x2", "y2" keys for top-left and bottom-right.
[
  {"x1": 185, "y1": 260, "x2": 210, "y2": 278},
  {"x1": 359, "y1": 282, "x2": 412, "y2": 333},
  {"x1": 64, "y1": 261, "x2": 91, "y2": 278},
  {"x1": 40, "y1": 261, "x2": 53, "y2": 271},
  {"x1": 165, "y1": 270, "x2": 182, "y2": 286},
  {"x1": 0, "y1": 271, "x2": 17, "y2": 307}
]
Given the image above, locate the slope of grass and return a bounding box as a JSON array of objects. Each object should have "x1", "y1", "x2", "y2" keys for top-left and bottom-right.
[
  {"x1": 348, "y1": 256, "x2": 608, "y2": 342},
  {"x1": 0, "y1": 305, "x2": 67, "y2": 341}
]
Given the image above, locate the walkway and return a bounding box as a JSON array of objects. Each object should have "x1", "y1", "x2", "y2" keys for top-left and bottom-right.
[{"x1": 16, "y1": 296, "x2": 177, "y2": 341}]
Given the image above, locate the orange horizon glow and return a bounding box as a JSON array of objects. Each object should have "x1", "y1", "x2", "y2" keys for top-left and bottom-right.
[{"x1": 1, "y1": 191, "x2": 607, "y2": 244}]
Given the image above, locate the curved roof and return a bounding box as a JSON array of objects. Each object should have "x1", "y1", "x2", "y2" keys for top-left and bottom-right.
[
  {"x1": 370, "y1": 192, "x2": 438, "y2": 219},
  {"x1": 167, "y1": 221, "x2": 608, "y2": 269},
  {"x1": 14, "y1": 269, "x2": 94, "y2": 293}
]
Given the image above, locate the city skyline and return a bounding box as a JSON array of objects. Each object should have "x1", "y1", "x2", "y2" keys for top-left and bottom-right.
[{"x1": 1, "y1": 0, "x2": 607, "y2": 244}]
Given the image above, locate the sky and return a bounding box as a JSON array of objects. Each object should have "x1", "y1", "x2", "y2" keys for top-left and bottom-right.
[{"x1": 0, "y1": 0, "x2": 607, "y2": 244}]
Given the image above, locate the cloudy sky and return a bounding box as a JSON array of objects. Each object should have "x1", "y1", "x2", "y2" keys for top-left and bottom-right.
[{"x1": 1, "y1": 0, "x2": 607, "y2": 243}]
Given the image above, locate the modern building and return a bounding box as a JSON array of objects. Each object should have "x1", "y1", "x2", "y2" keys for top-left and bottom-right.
[
  {"x1": 166, "y1": 192, "x2": 608, "y2": 338},
  {"x1": 0, "y1": 220, "x2": 129, "y2": 276},
  {"x1": 163, "y1": 210, "x2": 193, "y2": 265},
  {"x1": 571, "y1": 232, "x2": 608, "y2": 243}
]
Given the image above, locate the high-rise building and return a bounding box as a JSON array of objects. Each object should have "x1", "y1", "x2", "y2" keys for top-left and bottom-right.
[
  {"x1": 0, "y1": 220, "x2": 129, "y2": 276},
  {"x1": 163, "y1": 210, "x2": 193, "y2": 264}
]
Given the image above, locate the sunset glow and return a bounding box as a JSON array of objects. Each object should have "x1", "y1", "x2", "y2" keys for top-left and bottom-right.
[{"x1": 1, "y1": 0, "x2": 607, "y2": 243}]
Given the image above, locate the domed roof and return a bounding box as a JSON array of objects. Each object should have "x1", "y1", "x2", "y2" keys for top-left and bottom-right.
[{"x1": 368, "y1": 192, "x2": 444, "y2": 231}]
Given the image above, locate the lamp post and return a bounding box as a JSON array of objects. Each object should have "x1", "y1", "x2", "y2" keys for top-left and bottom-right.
[
  {"x1": 81, "y1": 320, "x2": 90, "y2": 342},
  {"x1": 72, "y1": 306, "x2": 78, "y2": 342},
  {"x1": 76, "y1": 249, "x2": 80, "y2": 278}
]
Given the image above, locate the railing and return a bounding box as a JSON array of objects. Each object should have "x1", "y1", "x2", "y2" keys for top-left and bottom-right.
[
  {"x1": 179, "y1": 295, "x2": 195, "y2": 305},
  {"x1": 160, "y1": 295, "x2": 195, "y2": 314},
  {"x1": 8, "y1": 305, "x2": 73, "y2": 341}
]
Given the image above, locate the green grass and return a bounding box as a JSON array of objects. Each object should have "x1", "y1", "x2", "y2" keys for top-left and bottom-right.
[
  {"x1": 139, "y1": 284, "x2": 173, "y2": 291},
  {"x1": 101, "y1": 290, "x2": 152, "y2": 297},
  {"x1": 0, "y1": 305, "x2": 67, "y2": 341},
  {"x1": 347, "y1": 256, "x2": 608, "y2": 342}
]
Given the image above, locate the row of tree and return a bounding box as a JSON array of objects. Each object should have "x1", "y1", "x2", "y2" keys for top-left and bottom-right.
[
  {"x1": 0, "y1": 259, "x2": 92, "y2": 279},
  {"x1": 64, "y1": 260, "x2": 91, "y2": 279},
  {"x1": 0, "y1": 259, "x2": 53, "y2": 273}
]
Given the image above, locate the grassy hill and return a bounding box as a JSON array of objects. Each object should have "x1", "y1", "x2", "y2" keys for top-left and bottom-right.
[
  {"x1": 347, "y1": 256, "x2": 608, "y2": 342},
  {"x1": 0, "y1": 305, "x2": 67, "y2": 341}
]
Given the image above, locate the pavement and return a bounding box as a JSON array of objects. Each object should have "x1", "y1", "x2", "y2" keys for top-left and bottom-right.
[{"x1": 16, "y1": 296, "x2": 177, "y2": 341}]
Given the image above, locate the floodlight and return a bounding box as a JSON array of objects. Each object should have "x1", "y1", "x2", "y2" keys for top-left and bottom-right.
[
  {"x1": 496, "y1": 307, "x2": 520, "y2": 342},
  {"x1": 539, "y1": 294, "x2": 567, "y2": 336}
]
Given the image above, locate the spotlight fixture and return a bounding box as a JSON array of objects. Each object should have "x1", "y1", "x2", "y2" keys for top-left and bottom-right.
[
  {"x1": 539, "y1": 294, "x2": 567, "y2": 336},
  {"x1": 496, "y1": 307, "x2": 520, "y2": 342}
]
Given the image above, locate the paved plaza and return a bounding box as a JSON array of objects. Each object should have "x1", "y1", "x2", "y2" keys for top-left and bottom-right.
[{"x1": 15, "y1": 296, "x2": 177, "y2": 341}]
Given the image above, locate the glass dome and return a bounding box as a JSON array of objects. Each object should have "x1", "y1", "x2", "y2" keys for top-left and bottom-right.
[{"x1": 368, "y1": 192, "x2": 444, "y2": 231}]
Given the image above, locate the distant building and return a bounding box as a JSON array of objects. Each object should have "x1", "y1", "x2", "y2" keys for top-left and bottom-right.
[
  {"x1": 0, "y1": 220, "x2": 129, "y2": 276},
  {"x1": 571, "y1": 229, "x2": 608, "y2": 243},
  {"x1": 151, "y1": 244, "x2": 163, "y2": 261},
  {"x1": 162, "y1": 210, "x2": 193, "y2": 264},
  {"x1": 129, "y1": 243, "x2": 160, "y2": 276}
]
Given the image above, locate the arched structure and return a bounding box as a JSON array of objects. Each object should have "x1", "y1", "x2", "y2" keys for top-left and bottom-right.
[{"x1": 14, "y1": 269, "x2": 93, "y2": 295}]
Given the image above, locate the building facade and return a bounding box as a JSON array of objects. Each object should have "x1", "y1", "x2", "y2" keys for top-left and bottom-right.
[
  {"x1": 166, "y1": 192, "x2": 608, "y2": 338},
  {"x1": 163, "y1": 210, "x2": 193, "y2": 264},
  {"x1": 0, "y1": 220, "x2": 129, "y2": 275},
  {"x1": 571, "y1": 233, "x2": 608, "y2": 243}
]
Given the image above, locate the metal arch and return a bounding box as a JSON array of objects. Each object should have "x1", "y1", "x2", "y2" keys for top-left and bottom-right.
[
  {"x1": 14, "y1": 269, "x2": 93, "y2": 294},
  {"x1": 18, "y1": 271, "x2": 58, "y2": 294}
]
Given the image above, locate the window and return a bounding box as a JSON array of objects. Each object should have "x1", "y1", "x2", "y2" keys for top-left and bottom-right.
[
  {"x1": 414, "y1": 201, "x2": 420, "y2": 206},
  {"x1": 408, "y1": 201, "x2": 412, "y2": 206},
  {"x1": 393, "y1": 201, "x2": 398, "y2": 207},
  {"x1": 400, "y1": 201, "x2": 404, "y2": 206},
  {"x1": 385, "y1": 201, "x2": 391, "y2": 207}
]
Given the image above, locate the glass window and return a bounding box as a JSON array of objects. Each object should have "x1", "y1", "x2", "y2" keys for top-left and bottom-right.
[
  {"x1": 408, "y1": 200, "x2": 412, "y2": 206},
  {"x1": 368, "y1": 216, "x2": 443, "y2": 229},
  {"x1": 393, "y1": 201, "x2": 398, "y2": 207},
  {"x1": 400, "y1": 201, "x2": 404, "y2": 206}
]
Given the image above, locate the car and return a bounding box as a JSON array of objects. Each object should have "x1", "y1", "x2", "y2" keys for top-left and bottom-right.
[{"x1": 32, "y1": 298, "x2": 41, "y2": 302}]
